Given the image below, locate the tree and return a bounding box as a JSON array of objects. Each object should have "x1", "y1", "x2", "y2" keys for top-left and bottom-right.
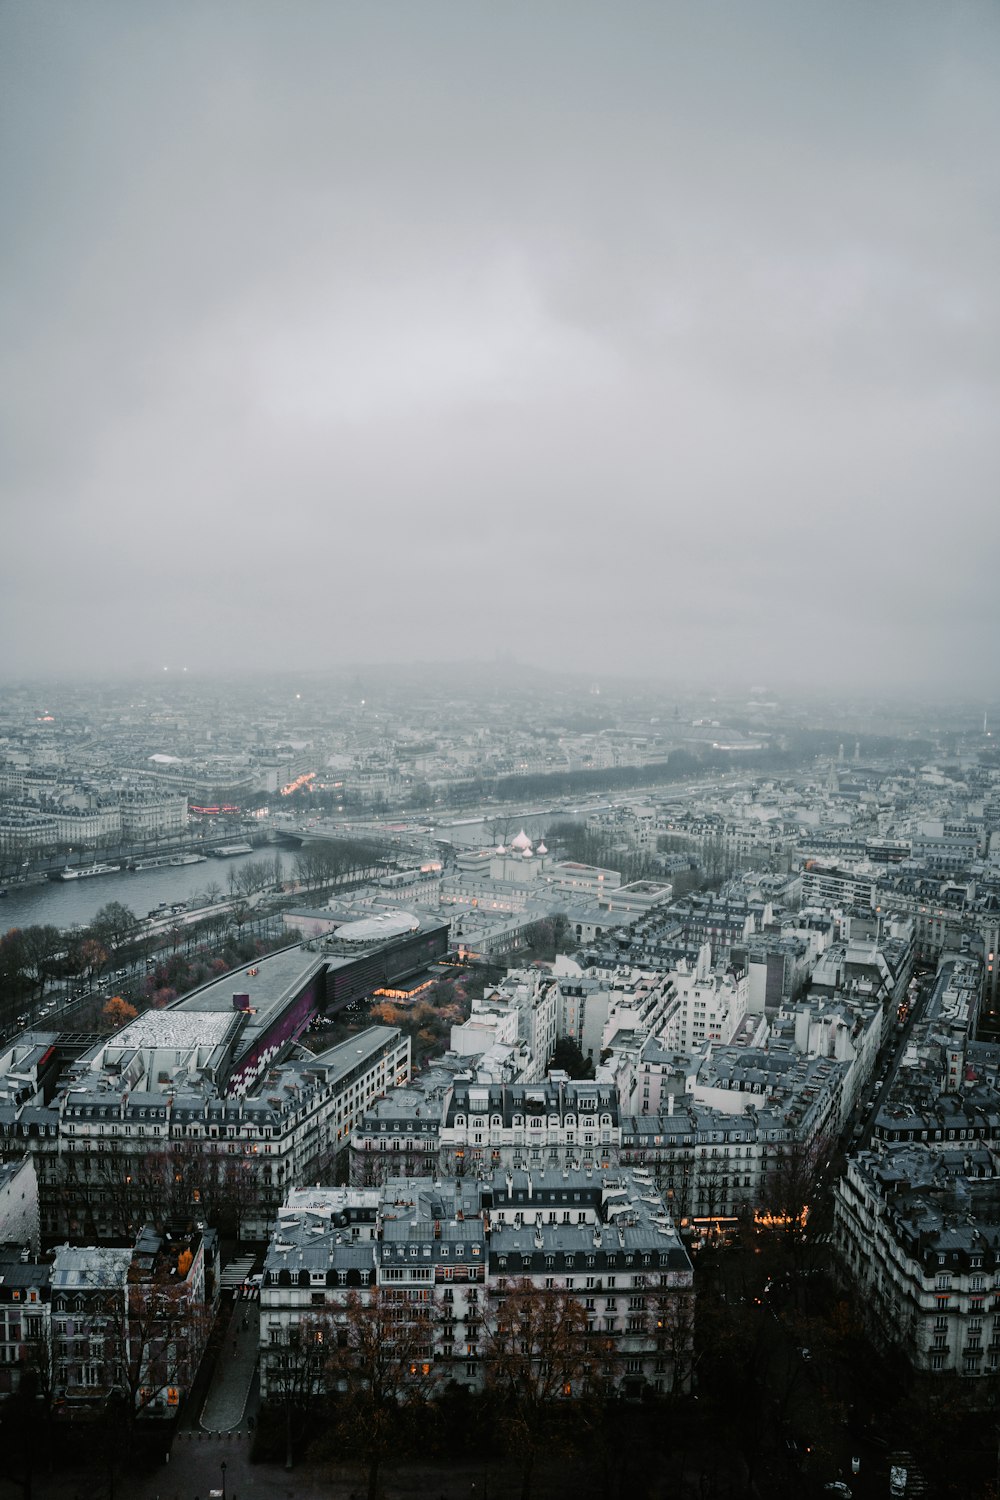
[
  {"x1": 756, "y1": 1131, "x2": 835, "y2": 1276},
  {"x1": 76, "y1": 937, "x2": 108, "y2": 985},
  {"x1": 101, "y1": 996, "x2": 138, "y2": 1033},
  {"x1": 1, "y1": 1296, "x2": 60, "y2": 1497},
  {"x1": 117, "y1": 1246, "x2": 210, "y2": 1445},
  {"x1": 19, "y1": 924, "x2": 64, "y2": 997},
  {"x1": 328, "y1": 1287, "x2": 441, "y2": 1500},
  {"x1": 549, "y1": 1036, "x2": 594, "y2": 1079},
  {"x1": 482, "y1": 1279, "x2": 608, "y2": 1500},
  {"x1": 643, "y1": 1275, "x2": 697, "y2": 1397},
  {"x1": 90, "y1": 901, "x2": 139, "y2": 956},
  {"x1": 228, "y1": 899, "x2": 252, "y2": 939},
  {"x1": 265, "y1": 1312, "x2": 339, "y2": 1470},
  {"x1": 206, "y1": 1153, "x2": 260, "y2": 1240},
  {"x1": 0, "y1": 928, "x2": 29, "y2": 999}
]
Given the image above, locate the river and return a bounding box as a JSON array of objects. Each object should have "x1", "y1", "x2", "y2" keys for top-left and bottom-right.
[
  {"x1": 0, "y1": 799, "x2": 612, "y2": 934},
  {"x1": 0, "y1": 846, "x2": 291, "y2": 934}
]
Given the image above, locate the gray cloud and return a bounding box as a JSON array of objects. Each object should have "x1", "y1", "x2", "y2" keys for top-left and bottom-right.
[{"x1": 2, "y1": 1, "x2": 998, "y2": 691}]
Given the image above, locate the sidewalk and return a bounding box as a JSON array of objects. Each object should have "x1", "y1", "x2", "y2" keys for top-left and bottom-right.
[{"x1": 199, "y1": 1296, "x2": 258, "y2": 1433}]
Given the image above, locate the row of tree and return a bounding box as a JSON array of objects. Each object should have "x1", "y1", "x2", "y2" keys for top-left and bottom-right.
[
  {"x1": 264, "y1": 1277, "x2": 695, "y2": 1500},
  {"x1": 290, "y1": 836, "x2": 394, "y2": 891},
  {"x1": 225, "y1": 853, "x2": 285, "y2": 898},
  {"x1": 544, "y1": 820, "x2": 672, "y2": 888},
  {"x1": 0, "y1": 899, "x2": 141, "y2": 1003},
  {"x1": 45, "y1": 1139, "x2": 263, "y2": 1243}
]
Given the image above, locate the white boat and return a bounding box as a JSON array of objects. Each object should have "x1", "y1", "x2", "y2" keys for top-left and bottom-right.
[{"x1": 50, "y1": 862, "x2": 122, "y2": 882}]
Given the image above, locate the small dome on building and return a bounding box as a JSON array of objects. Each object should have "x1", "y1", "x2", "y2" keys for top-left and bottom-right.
[
  {"x1": 536, "y1": 841, "x2": 548, "y2": 855},
  {"x1": 510, "y1": 829, "x2": 533, "y2": 852}
]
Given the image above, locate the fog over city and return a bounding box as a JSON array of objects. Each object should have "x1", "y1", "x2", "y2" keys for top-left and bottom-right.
[{"x1": 2, "y1": 2, "x2": 998, "y2": 692}]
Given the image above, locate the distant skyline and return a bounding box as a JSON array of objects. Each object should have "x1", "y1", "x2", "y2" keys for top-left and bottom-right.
[{"x1": 2, "y1": 2, "x2": 998, "y2": 693}]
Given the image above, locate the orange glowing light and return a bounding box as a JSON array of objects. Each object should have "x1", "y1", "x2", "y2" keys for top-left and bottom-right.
[{"x1": 280, "y1": 771, "x2": 317, "y2": 796}]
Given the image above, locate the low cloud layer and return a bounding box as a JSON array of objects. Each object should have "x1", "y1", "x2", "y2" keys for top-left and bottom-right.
[{"x1": 2, "y1": 2, "x2": 997, "y2": 693}]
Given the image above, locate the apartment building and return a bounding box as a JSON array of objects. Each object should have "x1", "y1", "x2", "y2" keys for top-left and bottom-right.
[
  {"x1": 834, "y1": 1147, "x2": 1000, "y2": 1378},
  {"x1": 0, "y1": 1255, "x2": 50, "y2": 1398},
  {"x1": 18, "y1": 1019, "x2": 409, "y2": 1244},
  {"x1": 259, "y1": 1166, "x2": 694, "y2": 1401},
  {"x1": 350, "y1": 1078, "x2": 622, "y2": 1185},
  {"x1": 49, "y1": 1224, "x2": 212, "y2": 1419}
]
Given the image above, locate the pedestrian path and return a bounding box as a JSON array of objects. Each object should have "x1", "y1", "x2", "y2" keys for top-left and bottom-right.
[
  {"x1": 219, "y1": 1254, "x2": 257, "y2": 1291},
  {"x1": 200, "y1": 1296, "x2": 259, "y2": 1432}
]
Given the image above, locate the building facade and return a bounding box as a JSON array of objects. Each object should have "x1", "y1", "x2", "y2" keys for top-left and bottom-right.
[{"x1": 259, "y1": 1167, "x2": 694, "y2": 1402}]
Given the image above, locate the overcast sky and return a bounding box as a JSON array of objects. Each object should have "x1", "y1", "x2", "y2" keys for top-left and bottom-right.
[{"x1": 2, "y1": 1, "x2": 997, "y2": 695}]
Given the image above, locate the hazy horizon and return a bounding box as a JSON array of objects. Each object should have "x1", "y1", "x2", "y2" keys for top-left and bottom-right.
[{"x1": 2, "y1": 2, "x2": 998, "y2": 693}]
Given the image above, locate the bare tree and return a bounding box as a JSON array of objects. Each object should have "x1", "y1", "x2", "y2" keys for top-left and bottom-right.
[
  {"x1": 757, "y1": 1130, "x2": 835, "y2": 1274},
  {"x1": 482, "y1": 1278, "x2": 605, "y2": 1500},
  {"x1": 19, "y1": 925, "x2": 64, "y2": 999},
  {"x1": 644, "y1": 1276, "x2": 697, "y2": 1396},
  {"x1": 264, "y1": 1312, "x2": 339, "y2": 1470},
  {"x1": 206, "y1": 1154, "x2": 262, "y2": 1240},
  {"x1": 349, "y1": 1147, "x2": 392, "y2": 1189},
  {"x1": 90, "y1": 902, "x2": 140, "y2": 957},
  {"x1": 329, "y1": 1287, "x2": 441, "y2": 1500},
  {"x1": 116, "y1": 1247, "x2": 210, "y2": 1444}
]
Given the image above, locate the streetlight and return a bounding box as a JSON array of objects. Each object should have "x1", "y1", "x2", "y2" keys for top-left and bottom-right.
[{"x1": 221, "y1": 1458, "x2": 227, "y2": 1500}]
